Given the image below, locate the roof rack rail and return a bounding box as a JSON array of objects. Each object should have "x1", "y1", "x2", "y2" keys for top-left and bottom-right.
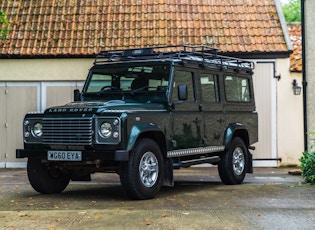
[{"x1": 94, "y1": 45, "x2": 254, "y2": 71}]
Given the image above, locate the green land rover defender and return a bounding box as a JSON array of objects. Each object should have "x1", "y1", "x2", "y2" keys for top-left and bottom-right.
[{"x1": 17, "y1": 45, "x2": 258, "y2": 199}]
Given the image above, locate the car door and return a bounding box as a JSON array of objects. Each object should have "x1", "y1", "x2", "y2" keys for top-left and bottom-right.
[
  {"x1": 199, "y1": 71, "x2": 225, "y2": 146},
  {"x1": 170, "y1": 67, "x2": 203, "y2": 150}
]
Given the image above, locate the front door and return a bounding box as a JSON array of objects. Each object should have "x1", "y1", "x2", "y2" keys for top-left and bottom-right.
[{"x1": 171, "y1": 68, "x2": 203, "y2": 150}]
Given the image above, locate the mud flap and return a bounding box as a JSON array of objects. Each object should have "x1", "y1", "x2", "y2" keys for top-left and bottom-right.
[
  {"x1": 162, "y1": 158, "x2": 174, "y2": 186},
  {"x1": 247, "y1": 151, "x2": 253, "y2": 173}
]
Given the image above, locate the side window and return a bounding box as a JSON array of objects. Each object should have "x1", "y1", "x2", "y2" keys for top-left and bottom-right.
[
  {"x1": 224, "y1": 76, "x2": 251, "y2": 102},
  {"x1": 200, "y1": 73, "x2": 219, "y2": 102},
  {"x1": 172, "y1": 70, "x2": 195, "y2": 101}
]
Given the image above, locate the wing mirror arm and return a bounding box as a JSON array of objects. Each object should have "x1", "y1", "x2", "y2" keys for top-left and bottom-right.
[
  {"x1": 170, "y1": 84, "x2": 188, "y2": 110},
  {"x1": 74, "y1": 89, "x2": 81, "y2": 101}
]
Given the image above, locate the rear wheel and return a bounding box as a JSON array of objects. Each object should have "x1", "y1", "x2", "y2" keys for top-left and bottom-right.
[
  {"x1": 27, "y1": 157, "x2": 71, "y2": 194},
  {"x1": 120, "y1": 138, "x2": 163, "y2": 200},
  {"x1": 218, "y1": 137, "x2": 247, "y2": 185}
]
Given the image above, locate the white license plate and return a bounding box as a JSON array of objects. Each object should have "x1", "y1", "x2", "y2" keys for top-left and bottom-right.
[{"x1": 48, "y1": 150, "x2": 82, "y2": 161}]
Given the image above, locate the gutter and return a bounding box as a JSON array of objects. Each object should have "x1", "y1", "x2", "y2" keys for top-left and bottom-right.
[
  {"x1": 301, "y1": 0, "x2": 307, "y2": 151},
  {"x1": 222, "y1": 51, "x2": 291, "y2": 59},
  {"x1": 0, "y1": 54, "x2": 96, "y2": 59}
]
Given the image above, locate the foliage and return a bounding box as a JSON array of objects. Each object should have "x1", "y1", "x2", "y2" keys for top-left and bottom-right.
[
  {"x1": 300, "y1": 135, "x2": 315, "y2": 183},
  {"x1": 281, "y1": 0, "x2": 301, "y2": 22},
  {"x1": 0, "y1": 11, "x2": 9, "y2": 39}
]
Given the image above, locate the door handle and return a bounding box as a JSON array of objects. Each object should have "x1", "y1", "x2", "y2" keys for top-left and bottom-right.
[{"x1": 193, "y1": 117, "x2": 201, "y2": 124}]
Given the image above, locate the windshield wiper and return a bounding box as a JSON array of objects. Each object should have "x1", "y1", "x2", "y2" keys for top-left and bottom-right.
[
  {"x1": 130, "y1": 86, "x2": 156, "y2": 95},
  {"x1": 97, "y1": 86, "x2": 121, "y2": 95}
]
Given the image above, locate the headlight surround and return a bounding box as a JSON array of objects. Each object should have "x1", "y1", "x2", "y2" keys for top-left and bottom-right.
[
  {"x1": 96, "y1": 117, "x2": 121, "y2": 144},
  {"x1": 99, "y1": 122, "x2": 112, "y2": 138},
  {"x1": 23, "y1": 115, "x2": 43, "y2": 143},
  {"x1": 32, "y1": 122, "x2": 43, "y2": 137}
]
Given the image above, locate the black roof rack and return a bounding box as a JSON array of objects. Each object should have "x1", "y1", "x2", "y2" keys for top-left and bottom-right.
[{"x1": 94, "y1": 45, "x2": 254, "y2": 71}]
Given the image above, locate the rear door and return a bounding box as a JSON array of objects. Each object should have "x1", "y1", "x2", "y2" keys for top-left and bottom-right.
[{"x1": 198, "y1": 71, "x2": 224, "y2": 146}]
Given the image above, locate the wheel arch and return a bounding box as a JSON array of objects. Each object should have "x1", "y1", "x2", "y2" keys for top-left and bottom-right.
[
  {"x1": 224, "y1": 123, "x2": 253, "y2": 174},
  {"x1": 127, "y1": 123, "x2": 167, "y2": 159},
  {"x1": 224, "y1": 123, "x2": 250, "y2": 149}
]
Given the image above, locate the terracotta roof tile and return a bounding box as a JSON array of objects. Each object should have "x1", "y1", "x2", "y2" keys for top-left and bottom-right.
[
  {"x1": 287, "y1": 22, "x2": 302, "y2": 72},
  {"x1": 0, "y1": 0, "x2": 289, "y2": 57}
]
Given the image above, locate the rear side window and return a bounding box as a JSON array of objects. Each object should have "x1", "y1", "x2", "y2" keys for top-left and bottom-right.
[
  {"x1": 200, "y1": 73, "x2": 219, "y2": 103},
  {"x1": 224, "y1": 76, "x2": 251, "y2": 102}
]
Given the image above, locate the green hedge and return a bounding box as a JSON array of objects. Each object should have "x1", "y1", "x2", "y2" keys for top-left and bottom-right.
[{"x1": 300, "y1": 145, "x2": 315, "y2": 184}]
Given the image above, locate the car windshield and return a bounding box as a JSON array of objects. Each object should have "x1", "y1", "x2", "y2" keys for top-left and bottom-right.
[{"x1": 83, "y1": 63, "x2": 171, "y2": 103}]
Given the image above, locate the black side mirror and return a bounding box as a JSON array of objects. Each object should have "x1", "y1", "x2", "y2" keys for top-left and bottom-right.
[
  {"x1": 74, "y1": 89, "x2": 81, "y2": 101},
  {"x1": 178, "y1": 84, "x2": 188, "y2": 101}
]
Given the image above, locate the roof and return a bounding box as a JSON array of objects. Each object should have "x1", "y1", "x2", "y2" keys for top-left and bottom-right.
[
  {"x1": 287, "y1": 22, "x2": 302, "y2": 72},
  {"x1": 0, "y1": 0, "x2": 290, "y2": 58}
]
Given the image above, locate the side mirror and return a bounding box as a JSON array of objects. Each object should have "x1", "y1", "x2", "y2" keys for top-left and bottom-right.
[
  {"x1": 74, "y1": 89, "x2": 81, "y2": 101},
  {"x1": 178, "y1": 84, "x2": 188, "y2": 101}
]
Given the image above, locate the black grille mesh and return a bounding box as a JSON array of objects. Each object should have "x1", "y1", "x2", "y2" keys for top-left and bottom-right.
[{"x1": 42, "y1": 118, "x2": 92, "y2": 145}]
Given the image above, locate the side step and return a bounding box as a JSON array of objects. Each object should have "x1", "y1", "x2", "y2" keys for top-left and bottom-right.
[
  {"x1": 173, "y1": 156, "x2": 221, "y2": 169},
  {"x1": 167, "y1": 146, "x2": 225, "y2": 158}
]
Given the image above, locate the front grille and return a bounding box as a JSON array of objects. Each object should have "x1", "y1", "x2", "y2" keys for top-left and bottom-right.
[{"x1": 42, "y1": 118, "x2": 93, "y2": 145}]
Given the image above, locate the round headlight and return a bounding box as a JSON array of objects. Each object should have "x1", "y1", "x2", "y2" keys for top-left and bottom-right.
[
  {"x1": 100, "y1": 122, "x2": 112, "y2": 138},
  {"x1": 32, "y1": 122, "x2": 43, "y2": 137}
]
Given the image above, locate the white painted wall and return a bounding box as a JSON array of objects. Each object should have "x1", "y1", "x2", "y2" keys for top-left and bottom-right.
[
  {"x1": 0, "y1": 59, "x2": 93, "y2": 81},
  {"x1": 276, "y1": 58, "x2": 304, "y2": 165}
]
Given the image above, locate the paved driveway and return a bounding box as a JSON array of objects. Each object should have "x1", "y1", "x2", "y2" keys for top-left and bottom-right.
[{"x1": 0, "y1": 167, "x2": 314, "y2": 230}]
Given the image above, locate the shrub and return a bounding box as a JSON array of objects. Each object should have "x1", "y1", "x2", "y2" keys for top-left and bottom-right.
[{"x1": 300, "y1": 143, "x2": 315, "y2": 184}]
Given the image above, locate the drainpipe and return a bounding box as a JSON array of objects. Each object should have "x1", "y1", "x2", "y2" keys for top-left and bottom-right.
[{"x1": 301, "y1": 0, "x2": 307, "y2": 151}]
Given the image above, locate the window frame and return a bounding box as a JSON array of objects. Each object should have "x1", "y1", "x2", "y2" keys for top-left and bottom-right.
[
  {"x1": 199, "y1": 72, "x2": 220, "y2": 103},
  {"x1": 223, "y1": 75, "x2": 252, "y2": 103}
]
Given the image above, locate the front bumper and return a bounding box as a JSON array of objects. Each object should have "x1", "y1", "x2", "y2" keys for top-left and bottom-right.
[{"x1": 16, "y1": 149, "x2": 129, "y2": 161}]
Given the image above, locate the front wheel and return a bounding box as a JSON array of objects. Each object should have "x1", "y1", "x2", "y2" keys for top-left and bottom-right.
[
  {"x1": 218, "y1": 137, "x2": 247, "y2": 185},
  {"x1": 27, "y1": 157, "x2": 71, "y2": 194},
  {"x1": 120, "y1": 138, "x2": 163, "y2": 200}
]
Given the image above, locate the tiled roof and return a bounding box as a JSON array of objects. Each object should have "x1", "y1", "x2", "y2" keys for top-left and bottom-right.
[
  {"x1": 0, "y1": 0, "x2": 289, "y2": 58},
  {"x1": 287, "y1": 22, "x2": 302, "y2": 72}
]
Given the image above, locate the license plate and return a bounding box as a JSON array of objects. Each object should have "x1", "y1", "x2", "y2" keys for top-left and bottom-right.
[{"x1": 48, "y1": 150, "x2": 82, "y2": 161}]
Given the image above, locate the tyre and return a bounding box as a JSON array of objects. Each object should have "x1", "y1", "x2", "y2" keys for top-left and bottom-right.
[
  {"x1": 218, "y1": 137, "x2": 247, "y2": 185},
  {"x1": 120, "y1": 138, "x2": 163, "y2": 200},
  {"x1": 27, "y1": 157, "x2": 71, "y2": 194}
]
